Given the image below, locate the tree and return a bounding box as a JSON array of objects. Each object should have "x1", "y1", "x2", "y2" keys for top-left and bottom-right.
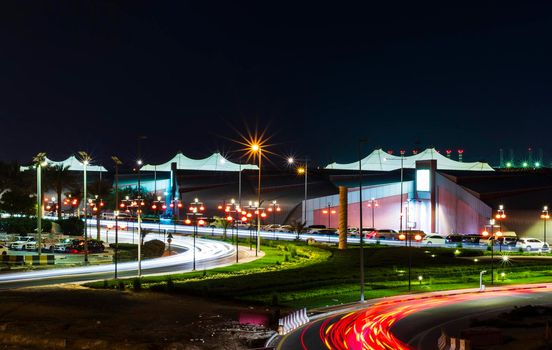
[
  {"x1": 290, "y1": 219, "x2": 307, "y2": 240},
  {"x1": 44, "y1": 165, "x2": 76, "y2": 220},
  {"x1": 0, "y1": 189, "x2": 35, "y2": 216},
  {"x1": 211, "y1": 216, "x2": 231, "y2": 239}
]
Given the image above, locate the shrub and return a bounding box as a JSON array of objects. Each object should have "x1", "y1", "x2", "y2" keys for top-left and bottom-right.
[
  {"x1": 166, "y1": 277, "x2": 175, "y2": 290},
  {"x1": 117, "y1": 281, "x2": 125, "y2": 290},
  {"x1": 133, "y1": 278, "x2": 142, "y2": 291},
  {"x1": 57, "y1": 217, "x2": 84, "y2": 236},
  {"x1": 271, "y1": 292, "x2": 279, "y2": 306},
  {"x1": 0, "y1": 217, "x2": 52, "y2": 234},
  {"x1": 143, "y1": 239, "x2": 165, "y2": 259}
]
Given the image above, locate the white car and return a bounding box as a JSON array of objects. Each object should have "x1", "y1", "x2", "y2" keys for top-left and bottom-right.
[
  {"x1": 263, "y1": 224, "x2": 281, "y2": 232},
  {"x1": 516, "y1": 238, "x2": 549, "y2": 252},
  {"x1": 275, "y1": 225, "x2": 293, "y2": 233},
  {"x1": 422, "y1": 234, "x2": 447, "y2": 245},
  {"x1": 9, "y1": 237, "x2": 37, "y2": 250}
]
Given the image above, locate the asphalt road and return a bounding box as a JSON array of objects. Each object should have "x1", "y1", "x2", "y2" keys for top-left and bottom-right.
[
  {"x1": 277, "y1": 285, "x2": 552, "y2": 350},
  {"x1": 0, "y1": 230, "x2": 235, "y2": 290}
]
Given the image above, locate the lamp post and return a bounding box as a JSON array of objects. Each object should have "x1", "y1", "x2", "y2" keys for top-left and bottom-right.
[
  {"x1": 287, "y1": 157, "x2": 308, "y2": 225},
  {"x1": 398, "y1": 202, "x2": 422, "y2": 291},
  {"x1": 358, "y1": 140, "x2": 367, "y2": 302},
  {"x1": 89, "y1": 195, "x2": 105, "y2": 240},
  {"x1": 152, "y1": 196, "x2": 165, "y2": 238},
  {"x1": 220, "y1": 199, "x2": 241, "y2": 263},
  {"x1": 267, "y1": 200, "x2": 281, "y2": 239},
  {"x1": 120, "y1": 194, "x2": 146, "y2": 277},
  {"x1": 251, "y1": 144, "x2": 263, "y2": 256},
  {"x1": 136, "y1": 159, "x2": 144, "y2": 277},
  {"x1": 399, "y1": 150, "x2": 405, "y2": 234},
  {"x1": 495, "y1": 205, "x2": 506, "y2": 252},
  {"x1": 33, "y1": 153, "x2": 47, "y2": 257},
  {"x1": 78, "y1": 151, "x2": 91, "y2": 264},
  {"x1": 111, "y1": 156, "x2": 122, "y2": 279},
  {"x1": 186, "y1": 198, "x2": 206, "y2": 271},
  {"x1": 367, "y1": 198, "x2": 379, "y2": 229},
  {"x1": 541, "y1": 206, "x2": 550, "y2": 244},
  {"x1": 482, "y1": 219, "x2": 500, "y2": 285},
  {"x1": 321, "y1": 203, "x2": 337, "y2": 243}
]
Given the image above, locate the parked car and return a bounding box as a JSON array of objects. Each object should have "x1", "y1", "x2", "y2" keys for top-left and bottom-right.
[
  {"x1": 101, "y1": 211, "x2": 133, "y2": 220},
  {"x1": 9, "y1": 237, "x2": 37, "y2": 250},
  {"x1": 306, "y1": 225, "x2": 326, "y2": 234},
  {"x1": 516, "y1": 238, "x2": 549, "y2": 252},
  {"x1": 374, "y1": 229, "x2": 399, "y2": 240},
  {"x1": 263, "y1": 224, "x2": 281, "y2": 232},
  {"x1": 234, "y1": 222, "x2": 250, "y2": 229},
  {"x1": 0, "y1": 244, "x2": 7, "y2": 255},
  {"x1": 275, "y1": 225, "x2": 293, "y2": 233},
  {"x1": 51, "y1": 238, "x2": 73, "y2": 253},
  {"x1": 422, "y1": 234, "x2": 447, "y2": 245},
  {"x1": 316, "y1": 228, "x2": 338, "y2": 235},
  {"x1": 65, "y1": 239, "x2": 105, "y2": 254}
]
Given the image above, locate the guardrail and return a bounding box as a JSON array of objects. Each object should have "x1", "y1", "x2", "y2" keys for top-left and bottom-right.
[{"x1": 278, "y1": 308, "x2": 309, "y2": 335}]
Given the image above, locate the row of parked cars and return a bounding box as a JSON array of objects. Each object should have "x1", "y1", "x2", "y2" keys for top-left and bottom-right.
[{"x1": 5, "y1": 236, "x2": 105, "y2": 254}]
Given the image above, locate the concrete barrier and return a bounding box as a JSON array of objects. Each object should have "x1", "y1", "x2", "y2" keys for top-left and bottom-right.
[
  {"x1": 0, "y1": 255, "x2": 25, "y2": 265},
  {"x1": 24, "y1": 255, "x2": 55, "y2": 265}
]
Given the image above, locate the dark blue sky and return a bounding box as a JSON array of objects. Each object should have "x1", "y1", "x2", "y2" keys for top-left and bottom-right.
[{"x1": 1, "y1": 1, "x2": 551, "y2": 167}]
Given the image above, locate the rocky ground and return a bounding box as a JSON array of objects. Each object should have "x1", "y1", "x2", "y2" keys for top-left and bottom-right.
[{"x1": 0, "y1": 285, "x2": 275, "y2": 350}]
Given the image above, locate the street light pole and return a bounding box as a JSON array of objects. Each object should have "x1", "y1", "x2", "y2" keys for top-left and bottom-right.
[
  {"x1": 111, "y1": 156, "x2": 122, "y2": 279},
  {"x1": 256, "y1": 149, "x2": 262, "y2": 256},
  {"x1": 137, "y1": 159, "x2": 143, "y2": 278},
  {"x1": 541, "y1": 206, "x2": 549, "y2": 243},
  {"x1": 78, "y1": 151, "x2": 91, "y2": 264},
  {"x1": 399, "y1": 150, "x2": 405, "y2": 234},
  {"x1": 358, "y1": 141, "x2": 365, "y2": 302},
  {"x1": 33, "y1": 153, "x2": 47, "y2": 257},
  {"x1": 304, "y1": 161, "x2": 308, "y2": 224}
]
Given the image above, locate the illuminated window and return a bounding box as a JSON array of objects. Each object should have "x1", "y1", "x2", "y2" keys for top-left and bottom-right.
[{"x1": 416, "y1": 169, "x2": 430, "y2": 192}]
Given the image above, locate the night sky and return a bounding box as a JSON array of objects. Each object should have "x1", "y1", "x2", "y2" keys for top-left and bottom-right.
[{"x1": 1, "y1": 1, "x2": 552, "y2": 167}]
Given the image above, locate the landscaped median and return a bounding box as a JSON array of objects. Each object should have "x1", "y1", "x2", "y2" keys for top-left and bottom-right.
[{"x1": 85, "y1": 242, "x2": 552, "y2": 309}]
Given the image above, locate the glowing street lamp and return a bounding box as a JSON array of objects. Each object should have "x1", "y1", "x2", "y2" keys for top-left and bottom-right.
[
  {"x1": 541, "y1": 206, "x2": 550, "y2": 243},
  {"x1": 321, "y1": 203, "x2": 337, "y2": 243},
  {"x1": 482, "y1": 218, "x2": 501, "y2": 285},
  {"x1": 367, "y1": 198, "x2": 379, "y2": 229},
  {"x1": 187, "y1": 198, "x2": 206, "y2": 271},
  {"x1": 250, "y1": 143, "x2": 262, "y2": 256},
  {"x1": 494, "y1": 205, "x2": 506, "y2": 252},
  {"x1": 288, "y1": 157, "x2": 309, "y2": 226},
  {"x1": 218, "y1": 198, "x2": 241, "y2": 262}
]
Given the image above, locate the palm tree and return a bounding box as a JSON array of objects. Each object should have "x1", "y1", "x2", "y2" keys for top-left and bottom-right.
[
  {"x1": 290, "y1": 219, "x2": 307, "y2": 240},
  {"x1": 44, "y1": 165, "x2": 75, "y2": 220}
]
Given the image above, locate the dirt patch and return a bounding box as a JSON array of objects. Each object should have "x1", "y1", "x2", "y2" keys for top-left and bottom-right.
[{"x1": 0, "y1": 285, "x2": 275, "y2": 349}]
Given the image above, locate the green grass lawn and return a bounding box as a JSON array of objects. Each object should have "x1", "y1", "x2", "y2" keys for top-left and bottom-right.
[{"x1": 85, "y1": 241, "x2": 552, "y2": 309}]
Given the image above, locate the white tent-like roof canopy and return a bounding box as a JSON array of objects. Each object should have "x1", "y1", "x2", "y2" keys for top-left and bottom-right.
[
  {"x1": 325, "y1": 148, "x2": 494, "y2": 172},
  {"x1": 20, "y1": 155, "x2": 107, "y2": 172},
  {"x1": 141, "y1": 152, "x2": 258, "y2": 172}
]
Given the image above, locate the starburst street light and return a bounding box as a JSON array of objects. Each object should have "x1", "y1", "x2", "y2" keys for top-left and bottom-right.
[
  {"x1": 249, "y1": 142, "x2": 263, "y2": 256},
  {"x1": 33, "y1": 152, "x2": 47, "y2": 256}
]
